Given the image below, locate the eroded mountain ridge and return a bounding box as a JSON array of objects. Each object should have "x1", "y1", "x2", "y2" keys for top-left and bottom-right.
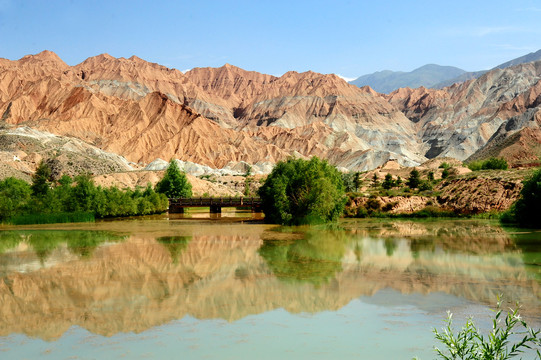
[{"x1": 1, "y1": 51, "x2": 540, "y2": 171}]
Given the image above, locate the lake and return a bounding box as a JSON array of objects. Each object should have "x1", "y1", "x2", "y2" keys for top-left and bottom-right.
[{"x1": 1, "y1": 215, "x2": 540, "y2": 359}]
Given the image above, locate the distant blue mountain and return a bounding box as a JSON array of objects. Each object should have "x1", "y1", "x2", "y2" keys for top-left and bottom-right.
[
  {"x1": 350, "y1": 49, "x2": 541, "y2": 93},
  {"x1": 349, "y1": 64, "x2": 467, "y2": 94}
]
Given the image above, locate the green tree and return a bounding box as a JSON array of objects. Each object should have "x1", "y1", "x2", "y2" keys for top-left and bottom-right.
[
  {"x1": 72, "y1": 174, "x2": 98, "y2": 212},
  {"x1": 31, "y1": 160, "x2": 52, "y2": 197},
  {"x1": 427, "y1": 171, "x2": 435, "y2": 182},
  {"x1": 371, "y1": 173, "x2": 379, "y2": 188},
  {"x1": 382, "y1": 173, "x2": 394, "y2": 190},
  {"x1": 353, "y1": 172, "x2": 362, "y2": 191},
  {"x1": 155, "y1": 159, "x2": 192, "y2": 198},
  {"x1": 258, "y1": 157, "x2": 346, "y2": 225},
  {"x1": 406, "y1": 169, "x2": 421, "y2": 189},
  {"x1": 503, "y1": 168, "x2": 541, "y2": 228},
  {"x1": 0, "y1": 177, "x2": 32, "y2": 220}
]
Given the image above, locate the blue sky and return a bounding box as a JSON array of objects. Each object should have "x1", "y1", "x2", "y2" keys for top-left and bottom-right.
[{"x1": 0, "y1": 0, "x2": 540, "y2": 79}]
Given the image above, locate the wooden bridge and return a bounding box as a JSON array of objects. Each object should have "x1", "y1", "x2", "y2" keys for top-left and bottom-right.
[{"x1": 169, "y1": 197, "x2": 263, "y2": 213}]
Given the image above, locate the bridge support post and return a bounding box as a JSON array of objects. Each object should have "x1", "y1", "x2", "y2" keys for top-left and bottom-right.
[
  {"x1": 210, "y1": 205, "x2": 222, "y2": 213},
  {"x1": 169, "y1": 204, "x2": 185, "y2": 213}
]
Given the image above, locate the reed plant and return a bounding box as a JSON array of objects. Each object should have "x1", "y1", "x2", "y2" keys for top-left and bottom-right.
[{"x1": 425, "y1": 298, "x2": 541, "y2": 360}]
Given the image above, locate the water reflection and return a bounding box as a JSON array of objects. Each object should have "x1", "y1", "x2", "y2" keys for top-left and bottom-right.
[
  {"x1": 0, "y1": 219, "x2": 540, "y2": 341},
  {"x1": 156, "y1": 236, "x2": 192, "y2": 263},
  {"x1": 259, "y1": 227, "x2": 346, "y2": 286}
]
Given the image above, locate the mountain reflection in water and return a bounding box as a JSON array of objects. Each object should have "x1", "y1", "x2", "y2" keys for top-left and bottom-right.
[{"x1": 0, "y1": 219, "x2": 540, "y2": 341}]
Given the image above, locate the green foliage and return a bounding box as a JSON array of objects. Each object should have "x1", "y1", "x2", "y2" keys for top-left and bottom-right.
[
  {"x1": 353, "y1": 172, "x2": 362, "y2": 192},
  {"x1": 0, "y1": 177, "x2": 32, "y2": 220},
  {"x1": 9, "y1": 212, "x2": 94, "y2": 225},
  {"x1": 30, "y1": 160, "x2": 52, "y2": 197},
  {"x1": 244, "y1": 176, "x2": 253, "y2": 196},
  {"x1": 418, "y1": 180, "x2": 433, "y2": 191},
  {"x1": 382, "y1": 173, "x2": 394, "y2": 190},
  {"x1": 371, "y1": 173, "x2": 380, "y2": 188},
  {"x1": 244, "y1": 164, "x2": 252, "y2": 177},
  {"x1": 439, "y1": 162, "x2": 451, "y2": 170},
  {"x1": 155, "y1": 159, "x2": 192, "y2": 198},
  {"x1": 407, "y1": 168, "x2": 421, "y2": 189},
  {"x1": 502, "y1": 168, "x2": 541, "y2": 228},
  {"x1": 258, "y1": 157, "x2": 346, "y2": 225},
  {"x1": 1, "y1": 173, "x2": 169, "y2": 224},
  {"x1": 433, "y1": 299, "x2": 541, "y2": 360},
  {"x1": 342, "y1": 171, "x2": 364, "y2": 193},
  {"x1": 468, "y1": 157, "x2": 509, "y2": 171},
  {"x1": 427, "y1": 171, "x2": 435, "y2": 182},
  {"x1": 441, "y1": 168, "x2": 450, "y2": 179}
]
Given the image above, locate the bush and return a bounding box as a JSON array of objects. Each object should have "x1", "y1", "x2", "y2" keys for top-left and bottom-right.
[
  {"x1": 502, "y1": 168, "x2": 541, "y2": 228},
  {"x1": 468, "y1": 157, "x2": 509, "y2": 171},
  {"x1": 439, "y1": 162, "x2": 451, "y2": 169},
  {"x1": 258, "y1": 157, "x2": 346, "y2": 225},
  {"x1": 441, "y1": 168, "x2": 450, "y2": 179},
  {"x1": 0, "y1": 177, "x2": 32, "y2": 220}
]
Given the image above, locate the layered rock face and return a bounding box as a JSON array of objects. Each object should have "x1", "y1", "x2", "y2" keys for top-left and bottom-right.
[
  {"x1": 386, "y1": 62, "x2": 541, "y2": 164},
  {"x1": 0, "y1": 51, "x2": 426, "y2": 171},
  {"x1": 1, "y1": 51, "x2": 540, "y2": 172}
]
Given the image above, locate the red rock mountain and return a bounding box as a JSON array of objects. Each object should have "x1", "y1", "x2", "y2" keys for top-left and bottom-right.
[{"x1": 1, "y1": 51, "x2": 540, "y2": 171}]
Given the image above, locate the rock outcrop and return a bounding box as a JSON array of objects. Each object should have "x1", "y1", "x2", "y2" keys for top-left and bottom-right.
[
  {"x1": 0, "y1": 51, "x2": 426, "y2": 171},
  {"x1": 1, "y1": 51, "x2": 541, "y2": 173}
]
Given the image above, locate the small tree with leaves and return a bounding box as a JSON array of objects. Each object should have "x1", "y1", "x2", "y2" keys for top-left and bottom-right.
[
  {"x1": 155, "y1": 159, "x2": 192, "y2": 198},
  {"x1": 353, "y1": 172, "x2": 362, "y2": 192},
  {"x1": 31, "y1": 160, "x2": 52, "y2": 197},
  {"x1": 382, "y1": 173, "x2": 394, "y2": 190},
  {"x1": 406, "y1": 169, "x2": 421, "y2": 189}
]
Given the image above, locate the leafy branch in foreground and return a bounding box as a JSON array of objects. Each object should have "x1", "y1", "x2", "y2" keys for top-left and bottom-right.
[{"x1": 431, "y1": 299, "x2": 540, "y2": 360}]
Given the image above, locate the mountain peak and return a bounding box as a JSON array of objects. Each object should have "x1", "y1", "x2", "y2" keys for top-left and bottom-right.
[{"x1": 19, "y1": 50, "x2": 66, "y2": 66}]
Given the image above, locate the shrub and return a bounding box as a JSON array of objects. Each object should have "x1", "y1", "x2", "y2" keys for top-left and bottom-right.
[
  {"x1": 0, "y1": 177, "x2": 32, "y2": 220},
  {"x1": 441, "y1": 168, "x2": 450, "y2": 179},
  {"x1": 155, "y1": 159, "x2": 192, "y2": 198},
  {"x1": 439, "y1": 162, "x2": 451, "y2": 169},
  {"x1": 468, "y1": 157, "x2": 509, "y2": 171},
  {"x1": 258, "y1": 157, "x2": 346, "y2": 225},
  {"x1": 502, "y1": 168, "x2": 541, "y2": 228}
]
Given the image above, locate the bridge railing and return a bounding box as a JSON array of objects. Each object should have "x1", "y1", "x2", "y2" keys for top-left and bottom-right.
[{"x1": 169, "y1": 197, "x2": 262, "y2": 207}]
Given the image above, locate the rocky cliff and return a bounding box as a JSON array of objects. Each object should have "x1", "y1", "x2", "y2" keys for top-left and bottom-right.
[
  {"x1": 0, "y1": 51, "x2": 425, "y2": 171},
  {"x1": 1, "y1": 51, "x2": 540, "y2": 173}
]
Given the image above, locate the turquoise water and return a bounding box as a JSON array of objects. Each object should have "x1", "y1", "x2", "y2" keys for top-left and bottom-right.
[{"x1": 0, "y1": 218, "x2": 540, "y2": 359}]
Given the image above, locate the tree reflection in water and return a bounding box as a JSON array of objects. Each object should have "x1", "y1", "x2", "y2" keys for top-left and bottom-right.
[
  {"x1": 259, "y1": 226, "x2": 347, "y2": 287},
  {"x1": 156, "y1": 236, "x2": 192, "y2": 263},
  {"x1": 0, "y1": 230, "x2": 126, "y2": 262}
]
